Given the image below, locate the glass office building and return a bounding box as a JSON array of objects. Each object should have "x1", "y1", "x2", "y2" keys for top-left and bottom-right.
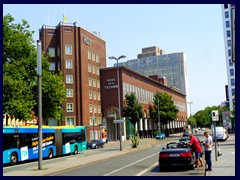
[
  {"x1": 221, "y1": 4, "x2": 235, "y2": 111},
  {"x1": 115, "y1": 51, "x2": 190, "y2": 116}
]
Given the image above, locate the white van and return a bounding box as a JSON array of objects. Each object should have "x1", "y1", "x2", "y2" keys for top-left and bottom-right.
[{"x1": 212, "y1": 127, "x2": 228, "y2": 141}]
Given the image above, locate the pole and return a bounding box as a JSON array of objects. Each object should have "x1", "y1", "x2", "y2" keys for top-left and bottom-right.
[
  {"x1": 92, "y1": 112, "x2": 95, "y2": 140},
  {"x1": 117, "y1": 59, "x2": 122, "y2": 151},
  {"x1": 115, "y1": 113, "x2": 117, "y2": 141},
  {"x1": 37, "y1": 40, "x2": 42, "y2": 170},
  {"x1": 214, "y1": 122, "x2": 217, "y2": 161},
  {"x1": 158, "y1": 98, "x2": 160, "y2": 140}
]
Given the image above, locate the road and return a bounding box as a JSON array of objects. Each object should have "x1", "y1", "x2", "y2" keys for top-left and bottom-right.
[
  {"x1": 4, "y1": 131, "x2": 234, "y2": 176},
  {"x1": 49, "y1": 134, "x2": 206, "y2": 176}
]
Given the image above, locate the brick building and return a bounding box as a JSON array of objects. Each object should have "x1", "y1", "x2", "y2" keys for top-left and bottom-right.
[
  {"x1": 39, "y1": 22, "x2": 106, "y2": 140},
  {"x1": 100, "y1": 66, "x2": 187, "y2": 141}
]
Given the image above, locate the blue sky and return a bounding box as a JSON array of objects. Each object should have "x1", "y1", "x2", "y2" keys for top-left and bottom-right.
[{"x1": 3, "y1": 4, "x2": 227, "y2": 114}]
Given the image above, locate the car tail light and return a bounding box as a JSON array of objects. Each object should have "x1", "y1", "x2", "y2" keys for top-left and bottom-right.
[
  {"x1": 180, "y1": 152, "x2": 192, "y2": 157},
  {"x1": 160, "y1": 153, "x2": 169, "y2": 158}
]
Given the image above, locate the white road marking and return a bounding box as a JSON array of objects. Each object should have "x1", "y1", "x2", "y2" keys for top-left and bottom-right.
[
  {"x1": 103, "y1": 153, "x2": 158, "y2": 176},
  {"x1": 135, "y1": 162, "x2": 158, "y2": 176}
]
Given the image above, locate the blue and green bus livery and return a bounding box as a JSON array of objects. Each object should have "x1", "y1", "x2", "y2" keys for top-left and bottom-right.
[{"x1": 3, "y1": 126, "x2": 87, "y2": 165}]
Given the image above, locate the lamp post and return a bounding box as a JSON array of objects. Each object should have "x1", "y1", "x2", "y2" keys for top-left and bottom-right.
[
  {"x1": 187, "y1": 102, "x2": 193, "y2": 132},
  {"x1": 109, "y1": 55, "x2": 126, "y2": 151},
  {"x1": 158, "y1": 98, "x2": 161, "y2": 141},
  {"x1": 37, "y1": 40, "x2": 42, "y2": 170}
]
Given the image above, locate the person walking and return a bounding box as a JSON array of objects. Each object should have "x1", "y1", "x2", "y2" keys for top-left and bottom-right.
[
  {"x1": 187, "y1": 132, "x2": 204, "y2": 168},
  {"x1": 203, "y1": 131, "x2": 213, "y2": 171}
]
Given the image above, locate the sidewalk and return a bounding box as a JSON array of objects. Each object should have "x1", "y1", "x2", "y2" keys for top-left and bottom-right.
[{"x1": 206, "y1": 134, "x2": 235, "y2": 176}]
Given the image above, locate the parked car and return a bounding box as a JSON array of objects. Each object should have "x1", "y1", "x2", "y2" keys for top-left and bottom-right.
[
  {"x1": 182, "y1": 131, "x2": 189, "y2": 137},
  {"x1": 201, "y1": 127, "x2": 205, "y2": 131},
  {"x1": 87, "y1": 139, "x2": 104, "y2": 149},
  {"x1": 159, "y1": 141, "x2": 196, "y2": 171},
  {"x1": 179, "y1": 136, "x2": 204, "y2": 154},
  {"x1": 156, "y1": 133, "x2": 166, "y2": 140}
]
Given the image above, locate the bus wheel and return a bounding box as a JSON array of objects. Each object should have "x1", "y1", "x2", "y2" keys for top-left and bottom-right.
[
  {"x1": 48, "y1": 149, "x2": 53, "y2": 159},
  {"x1": 10, "y1": 152, "x2": 18, "y2": 166},
  {"x1": 74, "y1": 146, "x2": 78, "y2": 154}
]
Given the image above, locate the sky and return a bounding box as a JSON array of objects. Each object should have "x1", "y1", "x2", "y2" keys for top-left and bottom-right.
[{"x1": 3, "y1": 4, "x2": 228, "y2": 115}]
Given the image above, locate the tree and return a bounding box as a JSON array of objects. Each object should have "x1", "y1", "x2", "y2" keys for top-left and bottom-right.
[
  {"x1": 3, "y1": 14, "x2": 66, "y2": 122},
  {"x1": 187, "y1": 116, "x2": 197, "y2": 127},
  {"x1": 122, "y1": 92, "x2": 144, "y2": 148},
  {"x1": 151, "y1": 92, "x2": 179, "y2": 127}
]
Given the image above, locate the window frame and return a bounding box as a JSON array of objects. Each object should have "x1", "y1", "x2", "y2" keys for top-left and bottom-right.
[
  {"x1": 66, "y1": 75, "x2": 73, "y2": 84},
  {"x1": 66, "y1": 103, "x2": 74, "y2": 112}
]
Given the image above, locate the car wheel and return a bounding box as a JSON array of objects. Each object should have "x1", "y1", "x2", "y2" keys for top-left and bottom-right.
[
  {"x1": 189, "y1": 163, "x2": 195, "y2": 170},
  {"x1": 102, "y1": 144, "x2": 104, "y2": 148},
  {"x1": 10, "y1": 152, "x2": 18, "y2": 166},
  {"x1": 48, "y1": 149, "x2": 53, "y2": 159}
]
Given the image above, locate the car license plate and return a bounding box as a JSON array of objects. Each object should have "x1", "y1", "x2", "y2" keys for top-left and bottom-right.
[{"x1": 169, "y1": 154, "x2": 180, "y2": 157}]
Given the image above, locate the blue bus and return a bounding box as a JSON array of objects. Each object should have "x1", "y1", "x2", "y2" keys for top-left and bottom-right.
[{"x1": 3, "y1": 126, "x2": 87, "y2": 165}]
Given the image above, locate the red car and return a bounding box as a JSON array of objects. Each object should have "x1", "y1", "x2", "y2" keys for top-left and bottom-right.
[{"x1": 159, "y1": 142, "x2": 196, "y2": 171}]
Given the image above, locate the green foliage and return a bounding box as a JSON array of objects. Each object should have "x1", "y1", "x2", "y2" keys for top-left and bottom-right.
[
  {"x1": 3, "y1": 14, "x2": 66, "y2": 122},
  {"x1": 151, "y1": 92, "x2": 179, "y2": 125},
  {"x1": 194, "y1": 105, "x2": 228, "y2": 128},
  {"x1": 187, "y1": 116, "x2": 197, "y2": 127},
  {"x1": 123, "y1": 92, "x2": 144, "y2": 129},
  {"x1": 130, "y1": 131, "x2": 140, "y2": 148}
]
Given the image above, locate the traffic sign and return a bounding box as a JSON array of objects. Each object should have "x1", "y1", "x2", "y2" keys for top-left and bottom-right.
[
  {"x1": 114, "y1": 119, "x2": 125, "y2": 123},
  {"x1": 211, "y1": 110, "x2": 219, "y2": 121}
]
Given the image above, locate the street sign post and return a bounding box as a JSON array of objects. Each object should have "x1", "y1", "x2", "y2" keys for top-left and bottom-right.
[
  {"x1": 114, "y1": 119, "x2": 125, "y2": 123},
  {"x1": 211, "y1": 110, "x2": 219, "y2": 161}
]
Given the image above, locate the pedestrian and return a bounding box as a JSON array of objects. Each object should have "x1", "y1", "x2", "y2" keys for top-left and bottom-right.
[
  {"x1": 187, "y1": 132, "x2": 204, "y2": 168},
  {"x1": 203, "y1": 131, "x2": 213, "y2": 171}
]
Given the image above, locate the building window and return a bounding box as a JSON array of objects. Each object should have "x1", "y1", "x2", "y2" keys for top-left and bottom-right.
[
  {"x1": 231, "y1": 79, "x2": 235, "y2": 86},
  {"x1": 67, "y1": 89, "x2": 73, "y2": 97},
  {"x1": 66, "y1": 117, "x2": 75, "y2": 125},
  {"x1": 65, "y1": 45, "x2": 72, "y2": 55},
  {"x1": 92, "y1": 52, "x2": 95, "y2": 61},
  {"x1": 66, "y1": 103, "x2": 73, "y2": 112},
  {"x1": 97, "y1": 80, "x2": 100, "y2": 88},
  {"x1": 88, "y1": 64, "x2": 92, "y2": 73},
  {"x1": 93, "y1": 91, "x2": 96, "y2": 100},
  {"x1": 224, "y1": 4, "x2": 228, "y2": 9},
  {"x1": 89, "y1": 78, "x2": 92, "y2": 86},
  {"x1": 92, "y1": 65, "x2": 95, "y2": 74},
  {"x1": 66, "y1": 60, "x2": 72, "y2": 69},
  {"x1": 89, "y1": 91, "x2": 92, "y2": 99},
  {"x1": 96, "y1": 67, "x2": 100, "y2": 75},
  {"x1": 232, "y1": 89, "x2": 235, "y2": 95},
  {"x1": 227, "y1": 30, "x2": 231, "y2": 37},
  {"x1": 227, "y1": 40, "x2": 231, "y2": 47},
  {"x1": 48, "y1": 47, "x2": 55, "y2": 57},
  {"x1": 97, "y1": 92, "x2": 100, "y2": 100},
  {"x1": 94, "y1": 105, "x2": 97, "y2": 113},
  {"x1": 228, "y1": 49, "x2": 231, "y2": 56},
  {"x1": 225, "y1": 11, "x2": 229, "y2": 18},
  {"x1": 66, "y1": 75, "x2": 73, "y2": 83},
  {"x1": 88, "y1": 50, "x2": 91, "y2": 59},
  {"x1": 96, "y1": 54, "x2": 99, "y2": 63},
  {"x1": 230, "y1": 69, "x2": 234, "y2": 76},
  {"x1": 49, "y1": 62, "x2": 55, "y2": 71},
  {"x1": 89, "y1": 104, "x2": 92, "y2": 113},
  {"x1": 98, "y1": 105, "x2": 101, "y2": 113},
  {"x1": 93, "y1": 79, "x2": 96, "y2": 87},
  {"x1": 226, "y1": 21, "x2": 230, "y2": 28},
  {"x1": 98, "y1": 117, "x2": 102, "y2": 124},
  {"x1": 229, "y1": 59, "x2": 233, "y2": 66}
]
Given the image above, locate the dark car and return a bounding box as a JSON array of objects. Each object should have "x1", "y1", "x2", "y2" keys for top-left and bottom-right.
[
  {"x1": 179, "y1": 136, "x2": 204, "y2": 154},
  {"x1": 87, "y1": 139, "x2": 104, "y2": 149},
  {"x1": 159, "y1": 141, "x2": 196, "y2": 171},
  {"x1": 182, "y1": 131, "x2": 189, "y2": 137}
]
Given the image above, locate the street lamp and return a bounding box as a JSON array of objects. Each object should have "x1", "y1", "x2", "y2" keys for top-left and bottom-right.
[
  {"x1": 187, "y1": 102, "x2": 193, "y2": 132},
  {"x1": 158, "y1": 98, "x2": 161, "y2": 141},
  {"x1": 187, "y1": 102, "x2": 193, "y2": 117},
  {"x1": 37, "y1": 40, "x2": 42, "y2": 170},
  {"x1": 109, "y1": 55, "x2": 126, "y2": 151}
]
